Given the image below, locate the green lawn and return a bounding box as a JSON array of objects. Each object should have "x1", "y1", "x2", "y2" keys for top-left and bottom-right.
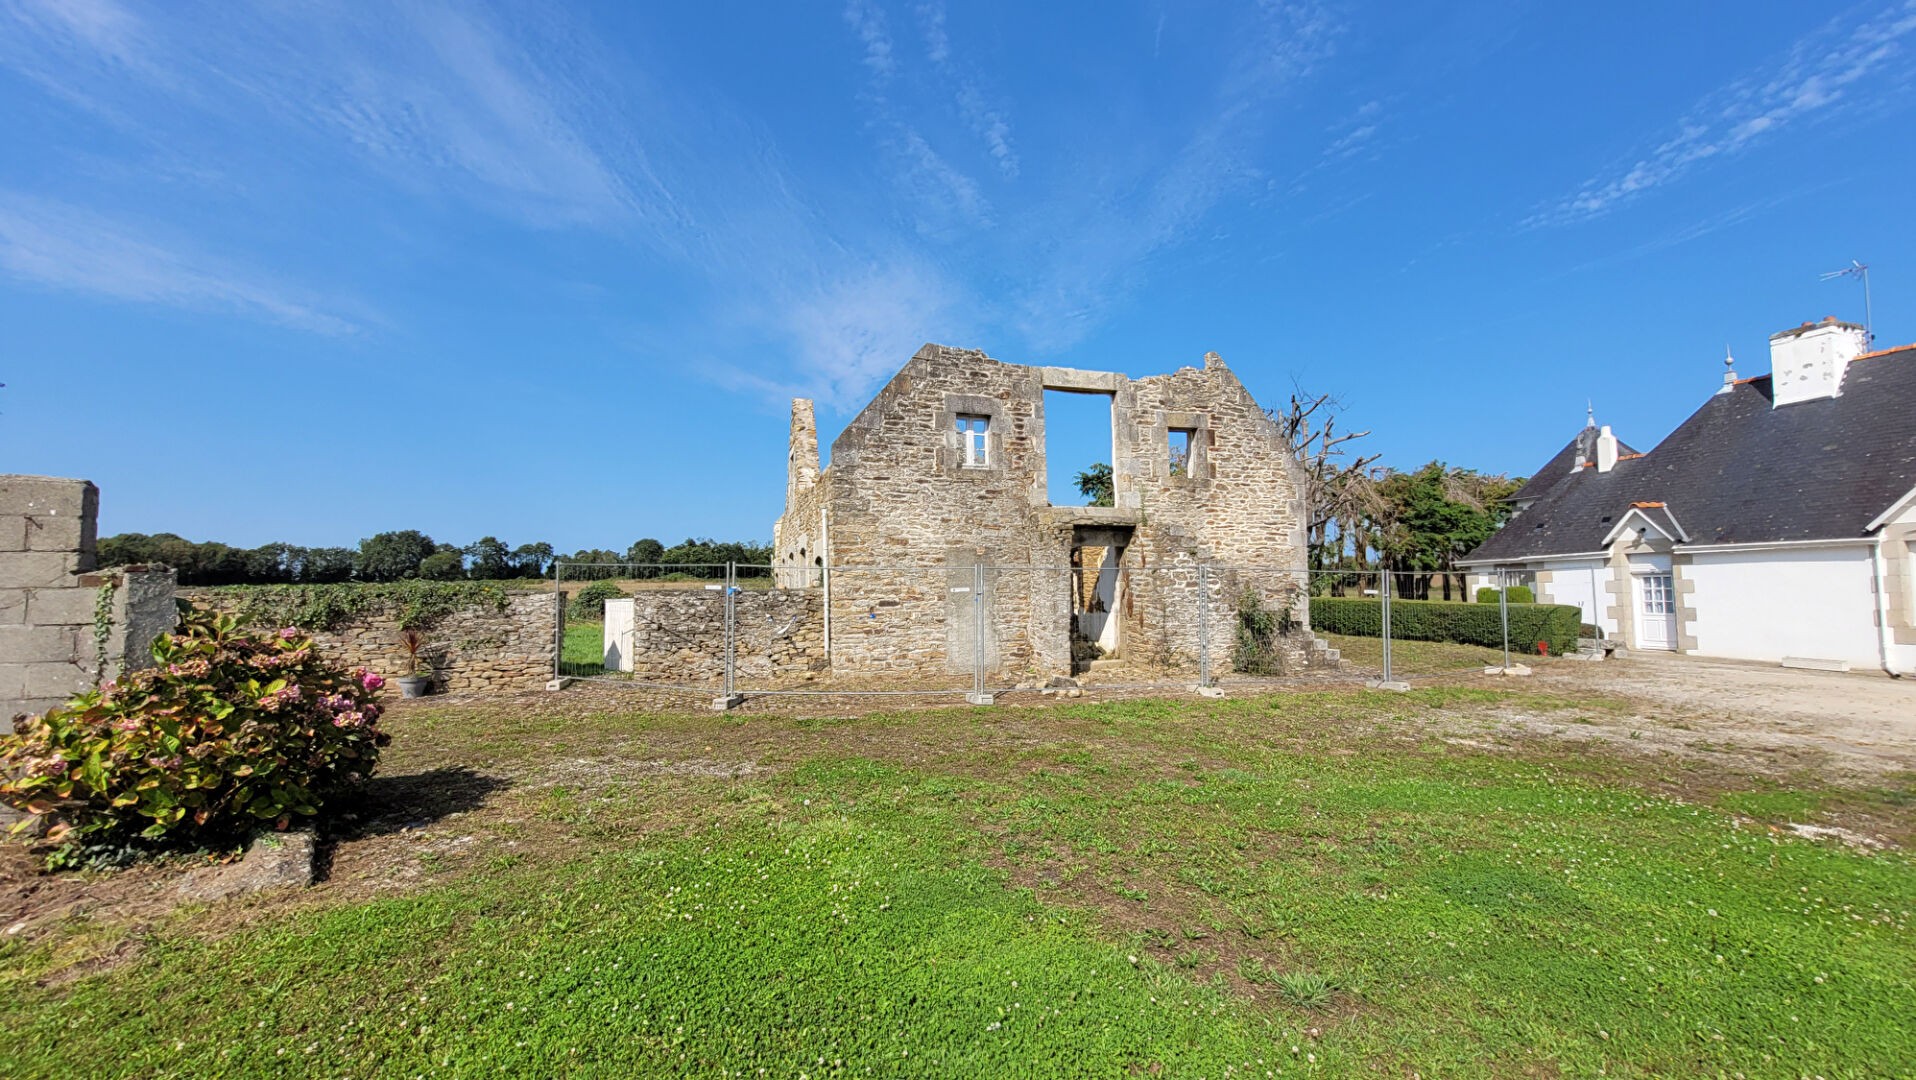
[
  {"x1": 2, "y1": 689, "x2": 1911, "y2": 1078},
  {"x1": 561, "y1": 617, "x2": 604, "y2": 676},
  {"x1": 1319, "y1": 632, "x2": 1517, "y2": 675}
]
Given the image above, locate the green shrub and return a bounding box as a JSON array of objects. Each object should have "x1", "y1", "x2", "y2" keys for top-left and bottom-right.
[
  {"x1": 1233, "y1": 587, "x2": 1295, "y2": 674},
  {"x1": 205, "y1": 579, "x2": 510, "y2": 632},
  {"x1": 568, "y1": 580, "x2": 622, "y2": 620},
  {"x1": 1476, "y1": 585, "x2": 1535, "y2": 605},
  {"x1": 0, "y1": 609, "x2": 389, "y2": 863},
  {"x1": 1311, "y1": 597, "x2": 1579, "y2": 655}
]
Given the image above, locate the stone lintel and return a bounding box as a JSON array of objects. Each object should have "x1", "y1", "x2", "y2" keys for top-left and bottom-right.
[{"x1": 1038, "y1": 367, "x2": 1125, "y2": 394}]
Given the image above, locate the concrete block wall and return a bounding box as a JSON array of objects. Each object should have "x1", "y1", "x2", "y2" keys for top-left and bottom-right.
[{"x1": 2, "y1": 475, "x2": 179, "y2": 729}]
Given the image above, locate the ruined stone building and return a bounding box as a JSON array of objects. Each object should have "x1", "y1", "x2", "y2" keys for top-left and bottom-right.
[{"x1": 769, "y1": 344, "x2": 1329, "y2": 682}]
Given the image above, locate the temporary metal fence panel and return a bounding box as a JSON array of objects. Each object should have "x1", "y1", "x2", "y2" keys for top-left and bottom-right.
[
  {"x1": 550, "y1": 559, "x2": 1541, "y2": 703},
  {"x1": 1297, "y1": 567, "x2": 1536, "y2": 681},
  {"x1": 732, "y1": 563, "x2": 979, "y2": 698},
  {"x1": 554, "y1": 562, "x2": 747, "y2": 693}
]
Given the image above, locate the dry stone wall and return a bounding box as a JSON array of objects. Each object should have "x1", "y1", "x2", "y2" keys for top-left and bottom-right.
[
  {"x1": 606, "y1": 589, "x2": 826, "y2": 687},
  {"x1": 183, "y1": 589, "x2": 558, "y2": 694}
]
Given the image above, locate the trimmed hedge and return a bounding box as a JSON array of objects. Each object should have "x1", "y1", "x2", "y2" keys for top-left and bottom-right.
[
  {"x1": 1475, "y1": 586, "x2": 1536, "y2": 605},
  {"x1": 1312, "y1": 597, "x2": 1579, "y2": 656}
]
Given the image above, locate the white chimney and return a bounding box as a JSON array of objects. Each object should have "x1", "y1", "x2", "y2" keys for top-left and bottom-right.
[
  {"x1": 1594, "y1": 425, "x2": 1618, "y2": 473},
  {"x1": 1768, "y1": 317, "x2": 1868, "y2": 407}
]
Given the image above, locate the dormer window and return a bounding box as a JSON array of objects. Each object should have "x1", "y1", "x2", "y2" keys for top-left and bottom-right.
[{"x1": 956, "y1": 414, "x2": 990, "y2": 467}]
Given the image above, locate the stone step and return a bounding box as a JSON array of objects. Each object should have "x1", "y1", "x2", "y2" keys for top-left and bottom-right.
[{"x1": 1086, "y1": 657, "x2": 1130, "y2": 672}]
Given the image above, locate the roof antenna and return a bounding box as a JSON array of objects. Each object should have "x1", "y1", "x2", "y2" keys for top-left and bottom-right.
[
  {"x1": 1717, "y1": 345, "x2": 1737, "y2": 394},
  {"x1": 1818, "y1": 260, "x2": 1872, "y2": 348}
]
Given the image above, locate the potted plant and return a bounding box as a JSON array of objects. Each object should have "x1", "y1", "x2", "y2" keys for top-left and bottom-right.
[{"x1": 396, "y1": 629, "x2": 432, "y2": 698}]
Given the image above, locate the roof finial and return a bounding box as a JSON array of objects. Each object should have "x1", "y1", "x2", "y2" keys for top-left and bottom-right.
[
  {"x1": 1717, "y1": 345, "x2": 1738, "y2": 394},
  {"x1": 1585, "y1": 400, "x2": 1595, "y2": 428}
]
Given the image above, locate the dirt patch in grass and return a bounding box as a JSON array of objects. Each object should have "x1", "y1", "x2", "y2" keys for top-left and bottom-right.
[{"x1": 5, "y1": 672, "x2": 1910, "y2": 979}]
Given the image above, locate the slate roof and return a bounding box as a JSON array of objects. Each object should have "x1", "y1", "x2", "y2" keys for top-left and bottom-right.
[
  {"x1": 1506, "y1": 429, "x2": 1640, "y2": 504},
  {"x1": 1464, "y1": 346, "x2": 1916, "y2": 563}
]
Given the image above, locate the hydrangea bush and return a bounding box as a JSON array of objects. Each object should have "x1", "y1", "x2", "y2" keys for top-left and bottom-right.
[{"x1": 0, "y1": 608, "x2": 389, "y2": 857}]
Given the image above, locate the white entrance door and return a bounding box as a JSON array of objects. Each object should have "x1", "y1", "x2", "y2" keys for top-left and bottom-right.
[{"x1": 1633, "y1": 570, "x2": 1676, "y2": 650}]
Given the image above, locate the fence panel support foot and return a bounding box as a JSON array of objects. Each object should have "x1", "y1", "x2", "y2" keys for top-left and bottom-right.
[
  {"x1": 1483, "y1": 664, "x2": 1533, "y2": 677},
  {"x1": 965, "y1": 692, "x2": 996, "y2": 706},
  {"x1": 711, "y1": 694, "x2": 745, "y2": 711},
  {"x1": 1366, "y1": 679, "x2": 1411, "y2": 692},
  {"x1": 544, "y1": 677, "x2": 573, "y2": 692},
  {"x1": 1194, "y1": 685, "x2": 1225, "y2": 699}
]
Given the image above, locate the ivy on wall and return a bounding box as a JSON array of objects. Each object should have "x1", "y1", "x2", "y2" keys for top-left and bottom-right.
[
  {"x1": 194, "y1": 580, "x2": 513, "y2": 632},
  {"x1": 92, "y1": 575, "x2": 120, "y2": 687}
]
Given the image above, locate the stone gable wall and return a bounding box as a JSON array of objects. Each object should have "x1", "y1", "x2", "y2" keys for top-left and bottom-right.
[{"x1": 771, "y1": 346, "x2": 1326, "y2": 681}]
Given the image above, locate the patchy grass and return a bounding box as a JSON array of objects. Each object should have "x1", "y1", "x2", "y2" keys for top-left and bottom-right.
[
  {"x1": 1320, "y1": 632, "x2": 1516, "y2": 675},
  {"x1": 1, "y1": 688, "x2": 1911, "y2": 1078}
]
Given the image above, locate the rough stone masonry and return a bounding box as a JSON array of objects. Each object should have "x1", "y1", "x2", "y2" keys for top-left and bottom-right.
[{"x1": 767, "y1": 344, "x2": 1338, "y2": 683}]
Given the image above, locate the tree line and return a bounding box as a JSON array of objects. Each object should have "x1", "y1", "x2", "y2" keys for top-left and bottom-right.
[
  {"x1": 1276, "y1": 387, "x2": 1524, "y2": 599},
  {"x1": 97, "y1": 531, "x2": 775, "y2": 586}
]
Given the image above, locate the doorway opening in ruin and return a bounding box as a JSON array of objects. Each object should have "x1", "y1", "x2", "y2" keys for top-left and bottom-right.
[
  {"x1": 1070, "y1": 525, "x2": 1131, "y2": 668},
  {"x1": 1042, "y1": 388, "x2": 1117, "y2": 507}
]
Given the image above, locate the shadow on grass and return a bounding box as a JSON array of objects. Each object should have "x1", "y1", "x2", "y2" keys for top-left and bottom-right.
[{"x1": 315, "y1": 767, "x2": 514, "y2": 881}]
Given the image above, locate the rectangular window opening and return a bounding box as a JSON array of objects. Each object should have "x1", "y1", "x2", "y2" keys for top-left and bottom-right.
[
  {"x1": 1042, "y1": 389, "x2": 1117, "y2": 507},
  {"x1": 1168, "y1": 428, "x2": 1196, "y2": 478},
  {"x1": 956, "y1": 414, "x2": 990, "y2": 467}
]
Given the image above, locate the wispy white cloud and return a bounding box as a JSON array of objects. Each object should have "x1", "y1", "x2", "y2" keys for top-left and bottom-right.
[
  {"x1": 0, "y1": 0, "x2": 654, "y2": 229},
  {"x1": 760, "y1": 257, "x2": 961, "y2": 407},
  {"x1": 1531, "y1": 0, "x2": 1916, "y2": 226},
  {"x1": 915, "y1": 2, "x2": 1019, "y2": 178},
  {"x1": 843, "y1": 0, "x2": 897, "y2": 83},
  {"x1": 841, "y1": 0, "x2": 994, "y2": 232},
  {"x1": 1553, "y1": 180, "x2": 1843, "y2": 278},
  {"x1": 1010, "y1": 0, "x2": 1341, "y2": 350},
  {"x1": 0, "y1": 196, "x2": 358, "y2": 334},
  {"x1": 1322, "y1": 100, "x2": 1382, "y2": 161}
]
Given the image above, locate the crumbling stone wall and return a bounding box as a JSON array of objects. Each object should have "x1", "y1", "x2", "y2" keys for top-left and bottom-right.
[
  {"x1": 774, "y1": 400, "x2": 829, "y2": 590},
  {"x1": 184, "y1": 589, "x2": 558, "y2": 694},
  {"x1": 2, "y1": 475, "x2": 178, "y2": 728},
  {"x1": 771, "y1": 345, "x2": 1324, "y2": 681},
  {"x1": 605, "y1": 589, "x2": 826, "y2": 686}
]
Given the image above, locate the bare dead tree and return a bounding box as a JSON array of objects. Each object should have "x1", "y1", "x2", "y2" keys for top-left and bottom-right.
[{"x1": 1270, "y1": 384, "x2": 1382, "y2": 574}]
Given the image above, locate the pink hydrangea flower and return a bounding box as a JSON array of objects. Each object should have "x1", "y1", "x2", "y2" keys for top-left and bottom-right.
[
  {"x1": 360, "y1": 671, "x2": 386, "y2": 691},
  {"x1": 279, "y1": 627, "x2": 299, "y2": 640}
]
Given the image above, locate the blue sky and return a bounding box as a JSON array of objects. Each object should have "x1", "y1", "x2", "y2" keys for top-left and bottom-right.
[{"x1": 2, "y1": 1, "x2": 1913, "y2": 552}]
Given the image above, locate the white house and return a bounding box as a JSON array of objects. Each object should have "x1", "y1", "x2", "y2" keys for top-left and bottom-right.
[{"x1": 1459, "y1": 317, "x2": 1916, "y2": 675}]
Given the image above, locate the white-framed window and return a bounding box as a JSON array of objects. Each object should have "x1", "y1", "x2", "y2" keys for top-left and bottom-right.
[
  {"x1": 956, "y1": 414, "x2": 990, "y2": 467},
  {"x1": 1640, "y1": 572, "x2": 1674, "y2": 615}
]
